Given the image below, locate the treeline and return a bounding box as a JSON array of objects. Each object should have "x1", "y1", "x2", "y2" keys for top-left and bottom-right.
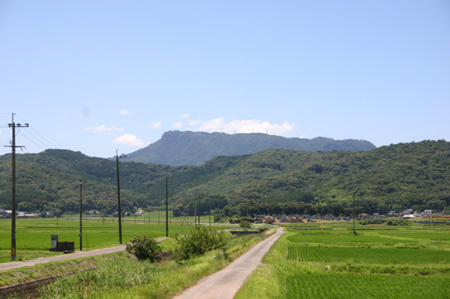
[{"x1": 0, "y1": 140, "x2": 449, "y2": 216}]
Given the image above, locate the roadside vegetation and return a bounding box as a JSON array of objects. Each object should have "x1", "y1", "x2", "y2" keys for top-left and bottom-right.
[
  {"x1": 236, "y1": 222, "x2": 450, "y2": 299},
  {"x1": 38, "y1": 227, "x2": 276, "y2": 298},
  {"x1": 0, "y1": 216, "x2": 228, "y2": 263}
]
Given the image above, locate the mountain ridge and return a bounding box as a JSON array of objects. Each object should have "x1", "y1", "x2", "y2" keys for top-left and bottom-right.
[
  {"x1": 0, "y1": 140, "x2": 448, "y2": 216},
  {"x1": 126, "y1": 131, "x2": 376, "y2": 166}
]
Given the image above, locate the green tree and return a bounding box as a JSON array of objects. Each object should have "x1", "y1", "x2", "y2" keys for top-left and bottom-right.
[{"x1": 126, "y1": 235, "x2": 162, "y2": 262}]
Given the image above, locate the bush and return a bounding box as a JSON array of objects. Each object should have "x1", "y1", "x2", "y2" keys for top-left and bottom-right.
[
  {"x1": 239, "y1": 220, "x2": 252, "y2": 228},
  {"x1": 126, "y1": 235, "x2": 162, "y2": 262},
  {"x1": 359, "y1": 219, "x2": 386, "y2": 225},
  {"x1": 386, "y1": 219, "x2": 411, "y2": 226},
  {"x1": 175, "y1": 226, "x2": 228, "y2": 261},
  {"x1": 214, "y1": 214, "x2": 229, "y2": 223},
  {"x1": 258, "y1": 226, "x2": 269, "y2": 233}
]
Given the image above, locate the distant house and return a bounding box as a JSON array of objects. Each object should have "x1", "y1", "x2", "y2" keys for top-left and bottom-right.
[
  {"x1": 134, "y1": 208, "x2": 144, "y2": 216},
  {"x1": 420, "y1": 210, "x2": 432, "y2": 218},
  {"x1": 17, "y1": 211, "x2": 39, "y2": 218},
  {"x1": 400, "y1": 209, "x2": 414, "y2": 216},
  {"x1": 17, "y1": 211, "x2": 28, "y2": 217},
  {"x1": 0, "y1": 209, "x2": 7, "y2": 218}
]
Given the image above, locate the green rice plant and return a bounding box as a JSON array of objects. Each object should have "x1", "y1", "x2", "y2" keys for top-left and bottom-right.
[
  {"x1": 238, "y1": 261, "x2": 450, "y2": 299},
  {"x1": 282, "y1": 267, "x2": 450, "y2": 298},
  {"x1": 286, "y1": 245, "x2": 450, "y2": 265},
  {"x1": 239, "y1": 225, "x2": 450, "y2": 299}
]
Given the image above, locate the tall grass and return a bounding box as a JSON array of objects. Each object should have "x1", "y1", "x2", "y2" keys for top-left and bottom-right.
[{"x1": 39, "y1": 233, "x2": 267, "y2": 298}]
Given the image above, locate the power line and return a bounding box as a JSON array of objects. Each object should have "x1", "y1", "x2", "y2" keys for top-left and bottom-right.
[
  {"x1": 15, "y1": 114, "x2": 69, "y2": 150},
  {"x1": 19, "y1": 131, "x2": 47, "y2": 151}
]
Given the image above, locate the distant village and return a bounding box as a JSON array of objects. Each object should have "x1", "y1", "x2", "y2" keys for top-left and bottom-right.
[
  {"x1": 0, "y1": 207, "x2": 443, "y2": 223},
  {"x1": 251, "y1": 209, "x2": 441, "y2": 224}
]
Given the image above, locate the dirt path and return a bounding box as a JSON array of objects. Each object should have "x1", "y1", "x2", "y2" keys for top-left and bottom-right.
[
  {"x1": 0, "y1": 237, "x2": 167, "y2": 271},
  {"x1": 173, "y1": 228, "x2": 284, "y2": 299}
]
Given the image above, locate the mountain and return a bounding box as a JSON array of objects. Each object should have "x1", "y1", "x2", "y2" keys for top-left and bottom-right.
[
  {"x1": 0, "y1": 140, "x2": 448, "y2": 217},
  {"x1": 125, "y1": 131, "x2": 376, "y2": 166}
]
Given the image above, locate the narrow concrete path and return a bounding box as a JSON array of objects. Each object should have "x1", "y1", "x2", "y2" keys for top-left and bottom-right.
[
  {"x1": 173, "y1": 228, "x2": 284, "y2": 299},
  {"x1": 0, "y1": 237, "x2": 167, "y2": 271}
]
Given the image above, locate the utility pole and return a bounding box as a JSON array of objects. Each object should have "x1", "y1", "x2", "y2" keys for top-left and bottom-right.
[
  {"x1": 194, "y1": 199, "x2": 197, "y2": 227},
  {"x1": 116, "y1": 150, "x2": 127, "y2": 244},
  {"x1": 197, "y1": 199, "x2": 201, "y2": 226},
  {"x1": 165, "y1": 176, "x2": 169, "y2": 237},
  {"x1": 79, "y1": 183, "x2": 83, "y2": 251},
  {"x1": 352, "y1": 188, "x2": 359, "y2": 236},
  {"x1": 4, "y1": 113, "x2": 28, "y2": 261}
]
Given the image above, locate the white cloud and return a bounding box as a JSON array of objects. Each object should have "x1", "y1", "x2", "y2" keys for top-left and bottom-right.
[
  {"x1": 83, "y1": 125, "x2": 124, "y2": 136},
  {"x1": 178, "y1": 113, "x2": 190, "y2": 119},
  {"x1": 198, "y1": 118, "x2": 295, "y2": 136},
  {"x1": 113, "y1": 134, "x2": 150, "y2": 147},
  {"x1": 118, "y1": 109, "x2": 131, "y2": 115},
  {"x1": 0, "y1": 129, "x2": 2, "y2": 136},
  {"x1": 150, "y1": 121, "x2": 162, "y2": 129},
  {"x1": 172, "y1": 122, "x2": 183, "y2": 129},
  {"x1": 189, "y1": 120, "x2": 201, "y2": 126}
]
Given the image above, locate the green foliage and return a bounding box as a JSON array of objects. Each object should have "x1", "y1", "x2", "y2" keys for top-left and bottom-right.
[
  {"x1": 1, "y1": 140, "x2": 449, "y2": 218},
  {"x1": 359, "y1": 219, "x2": 386, "y2": 225},
  {"x1": 39, "y1": 231, "x2": 263, "y2": 298},
  {"x1": 239, "y1": 220, "x2": 252, "y2": 228},
  {"x1": 386, "y1": 219, "x2": 411, "y2": 226},
  {"x1": 174, "y1": 226, "x2": 228, "y2": 261},
  {"x1": 125, "y1": 235, "x2": 162, "y2": 262},
  {"x1": 258, "y1": 226, "x2": 270, "y2": 233}
]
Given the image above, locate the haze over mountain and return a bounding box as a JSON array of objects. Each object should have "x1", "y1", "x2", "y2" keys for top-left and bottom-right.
[{"x1": 125, "y1": 131, "x2": 376, "y2": 166}]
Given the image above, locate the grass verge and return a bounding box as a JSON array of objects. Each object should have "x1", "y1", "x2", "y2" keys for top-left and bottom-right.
[{"x1": 25, "y1": 229, "x2": 275, "y2": 298}]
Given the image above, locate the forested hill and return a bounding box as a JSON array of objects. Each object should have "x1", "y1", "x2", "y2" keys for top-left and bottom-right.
[
  {"x1": 0, "y1": 140, "x2": 449, "y2": 216},
  {"x1": 125, "y1": 131, "x2": 376, "y2": 166}
]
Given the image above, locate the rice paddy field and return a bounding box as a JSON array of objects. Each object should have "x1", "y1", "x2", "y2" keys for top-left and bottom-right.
[
  {"x1": 0, "y1": 213, "x2": 226, "y2": 263},
  {"x1": 236, "y1": 222, "x2": 450, "y2": 299}
]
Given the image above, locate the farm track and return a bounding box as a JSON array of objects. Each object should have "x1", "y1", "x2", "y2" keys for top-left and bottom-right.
[
  {"x1": 173, "y1": 228, "x2": 284, "y2": 299},
  {"x1": 0, "y1": 237, "x2": 166, "y2": 271}
]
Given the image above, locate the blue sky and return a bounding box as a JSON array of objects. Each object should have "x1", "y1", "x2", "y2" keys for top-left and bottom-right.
[{"x1": 1, "y1": 0, "x2": 449, "y2": 158}]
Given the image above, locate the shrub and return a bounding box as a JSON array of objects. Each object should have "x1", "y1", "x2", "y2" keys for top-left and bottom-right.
[
  {"x1": 258, "y1": 226, "x2": 269, "y2": 233},
  {"x1": 175, "y1": 226, "x2": 228, "y2": 261},
  {"x1": 126, "y1": 235, "x2": 162, "y2": 262},
  {"x1": 359, "y1": 219, "x2": 386, "y2": 225},
  {"x1": 386, "y1": 219, "x2": 411, "y2": 226},
  {"x1": 239, "y1": 220, "x2": 252, "y2": 228}
]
